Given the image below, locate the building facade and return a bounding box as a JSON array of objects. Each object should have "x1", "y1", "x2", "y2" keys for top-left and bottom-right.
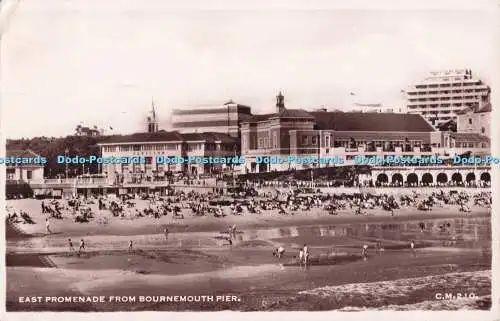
[
  {"x1": 75, "y1": 124, "x2": 102, "y2": 136},
  {"x1": 456, "y1": 101, "x2": 491, "y2": 137},
  {"x1": 5, "y1": 150, "x2": 45, "y2": 182},
  {"x1": 406, "y1": 69, "x2": 491, "y2": 127},
  {"x1": 171, "y1": 101, "x2": 254, "y2": 138},
  {"x1": 98, "y1": 131, "x2": 239, "y2": 184},
  {"x1": 241, "y1": 94, "x2": 444, "y2": 172},
  {"x1": 240, "y1": 93, "x2": 491, "y2": 187}
]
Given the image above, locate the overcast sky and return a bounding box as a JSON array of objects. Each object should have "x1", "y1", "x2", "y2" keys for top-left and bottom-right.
[{"x1": 1, "y1": 0, "x2": 498, "y2": 138}]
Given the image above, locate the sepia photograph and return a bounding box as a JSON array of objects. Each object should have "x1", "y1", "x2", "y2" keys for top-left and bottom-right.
[{"x1": 1, "y1": 0, "x2": 498, "y2": 318}]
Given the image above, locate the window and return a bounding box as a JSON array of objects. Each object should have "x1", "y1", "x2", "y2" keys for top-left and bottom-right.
[
  {"x1": 481, "y1": 127, "x2": 485, "y2": 134},
  {"x1": 482, "y1": 142, "x2": 487, "y2": 148},
  {"x1": 468, "y1": 142, "x2": 474, "y2": 148},
  {"x1": 311, "y1": 136, "x2": 317, "y2": 145},
  {"x1": 272, "y1": 132, "x2": 278, "y2": 149},
  {"x1": 468, "y1": 118, "x2": 472, "y2": 125},
  {"x1": 302, "y1": 136, "x2": 309, "y2": 145},
  {"x1": 7, "y1": 168, "x2": 15, "y2": 180},
  {"x1": 27, "y1": 171, "x2": 33, "y2": 179},
  {"x1": 325, "y1": 136, "x2": 330, "y2": 148}
]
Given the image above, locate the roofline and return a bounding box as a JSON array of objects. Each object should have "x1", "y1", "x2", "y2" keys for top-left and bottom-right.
[
  {"x1": 98, "y1": 141, "x2": 183, "y2": 146},
  {"x1": 98, "y1": 139, "x2": 237, "y2": 146},
  {"x1": 270, "y1": 116, "x2": 315, "y2": 119},
  {"x1": 308, "y1": 130, "x2": 436, "y2": 133}
]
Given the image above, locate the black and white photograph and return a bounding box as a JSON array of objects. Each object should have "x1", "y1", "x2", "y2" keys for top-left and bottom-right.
[{"x1": 1, "y1": 0, "x2": 498, "y2": 317}]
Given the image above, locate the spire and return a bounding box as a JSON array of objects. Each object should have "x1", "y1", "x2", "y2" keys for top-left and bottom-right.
[
  {"x1": 151, "y1": 97, "x2": 157, "y2": 120},
  {"x1": 276, "y1": 91, "x2": 285, "y2": 113},
  {"x1": 147, "y1": 97, "x2": 159, "y2": 133}
]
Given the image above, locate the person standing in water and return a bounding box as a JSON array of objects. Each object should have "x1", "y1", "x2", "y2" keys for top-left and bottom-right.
[
  {"x1": 410, "y1": 240, "x2": 416, "y2": 256},
  {"x1": 275, "y1": 246, "x2": 285, "y2": 259},
  {"x1": 362, "y1": 244, "x2": 369, "y2": 258},
  {"x1": 298, "y1": 248, "x2": 304, "y2": 267},
  {"x1": 303, "y1": 244, "x2": 309, "y2": 267}
]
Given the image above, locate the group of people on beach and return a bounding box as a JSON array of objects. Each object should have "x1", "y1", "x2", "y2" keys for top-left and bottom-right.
[
  {"x1": 8, "y1": 187, "x2": 489, "y2": 230},
  {"x1": 67, "y1": 238, "x2": 86, "y2": 253},
  {"x1": 273, "y1": 244, "x2": 310, "y2": 266}
]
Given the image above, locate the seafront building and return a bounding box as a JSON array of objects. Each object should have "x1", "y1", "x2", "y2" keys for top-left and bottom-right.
[
  {"x1": 240, "y1": 93, "x2": 491, "y2": 186},
  {"x1": 405, "y1": 69, "x2": 491, "y2": 128},
  {"x1": 99, "y1": 131, "x2": 239, "y2": 181}
]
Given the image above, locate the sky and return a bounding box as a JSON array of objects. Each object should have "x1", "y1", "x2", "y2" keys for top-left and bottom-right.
[{"x1": 1, "y1": 0, "x2": 498, "y2": 138}]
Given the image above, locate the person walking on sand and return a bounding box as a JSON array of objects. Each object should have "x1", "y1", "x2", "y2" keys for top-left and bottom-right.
[
  {"x1": 410, "y1": 240, "x2": 416, "y2": 256},
  {"x1": 79, "y1": 239, "x2": 86, "y2": 253},
  {"x1": 45, "y1": 218, "x2": 52, "y2": 234},
  {"x1": 164, "y1": 227, "x2": 169, "y2": 240},
  {"x1": 128, "y1": 240, "x2": 133, "y2": 251},
  {"x1": 68, "y1": 238, "x2": 74, "y2": 252}
]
